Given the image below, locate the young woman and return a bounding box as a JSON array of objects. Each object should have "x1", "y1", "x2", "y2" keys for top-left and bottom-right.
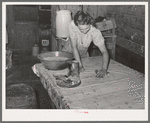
[{"x1": 62, "y1": 11, "x2": 109, "y2": 78}]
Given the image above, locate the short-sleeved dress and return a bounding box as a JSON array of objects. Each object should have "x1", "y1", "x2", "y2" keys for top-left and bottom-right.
[{"x1": 62, "y1": 20, "x2": 105, "y2": 58}]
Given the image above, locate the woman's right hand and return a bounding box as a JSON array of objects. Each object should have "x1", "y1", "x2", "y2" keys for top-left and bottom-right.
[{"x1": 79, "y1": 65, "x2": 85, "y2": 73}]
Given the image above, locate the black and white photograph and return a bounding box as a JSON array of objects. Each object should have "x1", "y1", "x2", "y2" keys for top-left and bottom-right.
[{"x1": 2, "y1": 1, "x2": 148, "y2": 121}]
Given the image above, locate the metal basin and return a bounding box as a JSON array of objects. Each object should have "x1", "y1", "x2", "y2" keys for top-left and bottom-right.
[{"x1": 37, "y1": 51, "x2": 74, "y2": 70}]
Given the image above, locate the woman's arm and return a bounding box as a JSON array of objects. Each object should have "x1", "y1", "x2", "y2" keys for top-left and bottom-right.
[
  {"x1": 69, "y1": 38, "x2": 85, "y2": 71},
  {"x1": 96, "y1": 44, "x2": 109, "y2": 78},
  {"x1": 68, "y1": 20, "x2": 84, "y2": 72},
  {"x1": 92, "y1": 27, "x2": 109, "y2": 77},
  {"x1": 98, "y1": 44, "x2": 109, "y2": 70}
]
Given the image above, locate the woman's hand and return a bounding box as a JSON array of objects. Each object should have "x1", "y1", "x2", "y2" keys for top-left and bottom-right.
[
  {"x1": 79, "y1": 65, "x2": 85, "y2": 73},
  {"x1": 95, "y1": 68, "x2": 107, "y2": 78}
]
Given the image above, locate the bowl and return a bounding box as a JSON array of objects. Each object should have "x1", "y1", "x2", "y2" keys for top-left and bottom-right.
[{"x1": 37, "y1": 51, "x2": 74, "y2": 70}]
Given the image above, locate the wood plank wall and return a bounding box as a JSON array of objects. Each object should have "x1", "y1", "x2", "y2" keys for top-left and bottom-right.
[
  {"x1": 6, "y1": 5, "x2": 15, "y2": 49},
  {"x1": 107, "y1": 5, "x2": 145, "y2": 57}
]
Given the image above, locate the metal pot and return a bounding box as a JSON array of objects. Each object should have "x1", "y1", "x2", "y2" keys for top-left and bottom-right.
[{"x1": 37, "y1": 51, "x2": 74, "y2": 70}]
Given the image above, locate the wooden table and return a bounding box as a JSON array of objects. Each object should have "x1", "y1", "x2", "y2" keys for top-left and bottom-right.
[{"x1": 32, "y1": 56, "x2": 145, "y2": 109}]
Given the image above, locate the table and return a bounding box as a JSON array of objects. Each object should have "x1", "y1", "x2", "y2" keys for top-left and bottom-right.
[{"x1": 32, "y1": 56, "x2": 145, "y2": 109}]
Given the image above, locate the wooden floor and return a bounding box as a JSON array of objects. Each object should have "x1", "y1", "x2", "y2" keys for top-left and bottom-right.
[{"x1": 6, "y1": 54, "x2": 56, "y2": 109}]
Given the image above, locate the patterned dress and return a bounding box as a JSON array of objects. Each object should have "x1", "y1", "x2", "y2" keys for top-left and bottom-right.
[{"x1": 62, "y1": 20, "x2": 105, "y2": 58}]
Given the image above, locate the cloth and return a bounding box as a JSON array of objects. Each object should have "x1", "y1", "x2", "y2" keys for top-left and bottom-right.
[
  {"x1": 6, "y1": 49, "x2": 12, "y2": 69},
  {"x1": 54, "y1": 75, "x2": 81, "y2": 88},
  {"x1": 62, "y1": 20, "x2": 105, "y2": 58},
  {"x1": 32, "y1": 65, "x2": 40, "y2": 77}
]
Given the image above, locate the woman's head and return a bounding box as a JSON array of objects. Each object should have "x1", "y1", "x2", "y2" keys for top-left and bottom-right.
[{"x1": 74, "y1": 11, "x2": 94, "y2": 34}]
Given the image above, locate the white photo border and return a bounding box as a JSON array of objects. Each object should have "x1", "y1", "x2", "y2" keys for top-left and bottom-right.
[{"x1": 2, "y1": 1, "x2": 148, "y2": 121}]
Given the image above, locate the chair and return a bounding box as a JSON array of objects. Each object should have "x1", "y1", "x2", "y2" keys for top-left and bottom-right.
[{"x1": 89, "y1": 19, "x2": 117, "y2": 60}]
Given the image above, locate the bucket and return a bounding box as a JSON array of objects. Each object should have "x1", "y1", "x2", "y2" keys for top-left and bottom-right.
[
  {"x1": 56, "y1": 10, "x2": 72, "y2": 38},
  {"x1": 6, "y1": 83, "x2": 38, "y2": 109}
]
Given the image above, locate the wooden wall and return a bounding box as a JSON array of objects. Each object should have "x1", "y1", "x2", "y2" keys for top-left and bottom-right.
[
  {"x1": 107, "y1": 5, "x2": 145, "y2": 57},
  {"x1": 6, "y1": 5, "x2": 15, "y2": 49},
  {"x1": 107, "y1": 5, "x2": 145, "y2": 73}
]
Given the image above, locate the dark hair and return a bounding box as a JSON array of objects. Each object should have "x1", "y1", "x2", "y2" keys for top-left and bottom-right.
[{"x1": 74, "y1": 11, "x2": 95, "y2": 26}]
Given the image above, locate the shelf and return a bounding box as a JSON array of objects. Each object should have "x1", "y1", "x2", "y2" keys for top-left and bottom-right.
[
  {"x1": 39, "y1": 5, "x2": 51, "y2": 11},
  {"x1": 15, "y1": 21, "x2": 38, "y2": 25},
  {"x1": 39, "y1": 9, "x2": 51, "y2": 11}
]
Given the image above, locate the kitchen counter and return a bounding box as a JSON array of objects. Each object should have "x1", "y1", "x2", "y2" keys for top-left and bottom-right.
[{"x1": 32, "y1": 56, "x2": 145, "y2": 109}]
